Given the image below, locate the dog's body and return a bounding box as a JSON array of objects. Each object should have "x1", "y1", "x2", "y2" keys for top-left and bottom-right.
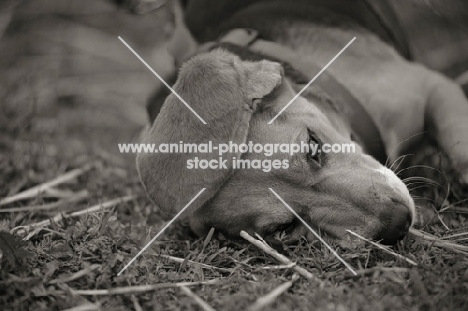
[{"x1": 138, "y1": 0, "x2": 468, "y2": 245}]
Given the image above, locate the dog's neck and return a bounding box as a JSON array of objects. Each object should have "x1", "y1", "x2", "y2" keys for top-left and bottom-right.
[
  {"x1": 184, "y1": 0, "x2": 410, "y2": 59},
  {"x1": 293, "y1": 84, "x2": 355, "y2": 138}
]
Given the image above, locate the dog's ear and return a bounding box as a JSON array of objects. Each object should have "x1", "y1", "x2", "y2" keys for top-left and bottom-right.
[
  {"x1": 239, "y1": 59, "x2": 284, "y2": 102},
  {"x1": 137, "y1": 49, "x2": 282, "y2": 219}
]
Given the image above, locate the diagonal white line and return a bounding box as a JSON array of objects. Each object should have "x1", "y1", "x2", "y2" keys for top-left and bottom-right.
[
  {"x1": 268, "y1": 37, "x2": 356, "y2": 124},
  {"x1": 118, "y1": 36, "x2": 207, "y2": 125},
  {"x1": 117, "y1": 188, "x2": 206, "y2": 276},
  {"x1": 268, "y1": 188, "x2": 357, "y2": 275}
]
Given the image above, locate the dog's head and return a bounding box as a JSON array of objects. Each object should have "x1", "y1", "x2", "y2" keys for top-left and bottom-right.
[{"x1": 138, "y1": 49, "x2": 415, "y2": 245}]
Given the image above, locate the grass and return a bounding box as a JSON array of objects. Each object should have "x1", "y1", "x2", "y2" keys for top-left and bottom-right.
[{"x1": 1, "y1": 86, "x2": 468, "y2": 311}]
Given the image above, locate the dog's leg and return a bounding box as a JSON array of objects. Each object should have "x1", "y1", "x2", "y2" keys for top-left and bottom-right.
[
  {"x1": 146, "y1": 71, "x2": 177, "y2": 123},
  {"x1": 424, "y1": 72, "x2": 468, "y2": 184},
  {"x1": 146, "y1": 0, "x2": 193, "y2": 123}
]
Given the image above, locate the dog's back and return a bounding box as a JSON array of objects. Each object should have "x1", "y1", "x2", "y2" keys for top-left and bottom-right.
[{"x1": 183, "y1": 0, "x2": 409, "y2": 56}]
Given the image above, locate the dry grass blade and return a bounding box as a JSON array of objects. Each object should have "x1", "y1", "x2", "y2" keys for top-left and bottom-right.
[
  {"x1": 248, "y1": 274, "x2": 299, "y2": 311},
  {"x1": 240, "y1": 230, "x2": 321, "y2": 283},
  {"x1": 0, "y1": 190, "x2": 89, "y2": 213},
  {"x1": 260, "y1": 263, "x2": 296, "y2": 270},
  {"x1": 180, "y1": 285, "x2": 217, "y2": 311},
  {"x1": 60, "y1": 303, "x2": 100, "y2": 311},
  {"x1": 346, "y1": 267, "x2": 410, "y2": 278},
  {"x1": 130, "y1": 295, "x2": 143, "y2": 311},
  {"x1": 12, "y1": 196, "x2": 135, "y2": 238},
  {"x1": 70, "y1": 279, "x2": 220, "y2": 296},
  {"x1": 192, "y1": 227, "x2": 215, "y2": 263},
  {"x1": 154, "y1": 254, "x2": 232, "y2": 273},
  {"x1": 0, "y1": 165, "x2": 93, "y2": 206},
  {"x1": 440, "y1": 206, "x2": 468, "y2": 214},
  {"x1": 409, "y1": 228, "x2": 468, "y2": 254},
  {"x1": 50, "y1": 264, "x2": 101, "y2": 284},
  {"x1": 439, "y1": 231, "x2": 468, "y2": 240},
  {"x1": 346, "y1": 230, "x2": 418, "y2": 266}
]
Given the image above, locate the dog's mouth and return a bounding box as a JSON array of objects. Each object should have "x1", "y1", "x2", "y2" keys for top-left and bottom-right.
[
  {"x1": 269, "y1": 202, "x2": 412, "y2": 248},
  {"x1": 259, "y1": 173, "x2": 415, "y2": 247}
]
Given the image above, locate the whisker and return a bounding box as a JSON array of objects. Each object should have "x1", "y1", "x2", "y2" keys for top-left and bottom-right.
[
  {"x1": 404, "y1": 181, "x2": 443, "y2": 190},
  {"x1": 388, "y1": 154, "x2": 413, "y2": 172},
  {"x1": 411, "y1": 195, "x2": 436, "y2": 204},
  {"x1": 401, "y1": 175, "x2": 441, "y2": 183},
  {"x1": 407, "y1": 185, "x2": 437, "y2": 194},
  {"x1": 440, "y1": 197, "x2": 468, "y2": 213},
  {"x1": 384, "y1": 131, "x2": 426, "y2": 168},
  {"x1": 437, "y1": 214, "x2": 450, "y2": 231},
  {"x1": 396, "y1": 165, "x2": 442, "y2": 177},
  {"x1": 388, "y1": 154, "x2": 406, "y2": 171},
  {"x1": 408, "y1": 185, "x2": 438, "y2": 193},
  {"x1": 405, "y1": 180, "x2": 439, "y2": 186},
  {"x1": 402, "y1": 177, "x2": 442, "y2": 189}
]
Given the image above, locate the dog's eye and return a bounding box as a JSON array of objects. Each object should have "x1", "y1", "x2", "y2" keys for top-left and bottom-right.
[{"x1": 307, "y1": 130, "x2": 322, "y2": 166}]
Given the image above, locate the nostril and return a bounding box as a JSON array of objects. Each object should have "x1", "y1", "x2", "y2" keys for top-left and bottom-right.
[{"x1": 375, "y1": 201, "x2": 412, "y2": 244}]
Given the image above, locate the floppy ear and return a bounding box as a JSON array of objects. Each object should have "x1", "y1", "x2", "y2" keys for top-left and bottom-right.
[
  {"x1": 238, "y1": 59, "x2": 284, "y2": 101},
  {"x1": 137, "y1": 49, "x2": 282, "y2": 219}
]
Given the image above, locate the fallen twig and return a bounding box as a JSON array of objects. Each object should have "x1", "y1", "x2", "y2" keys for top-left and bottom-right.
[
  {"x1": 346, "y1": 230, "x2": 418, "y2": 266},
  {"x1": 180, "y1": 285, "x2": 217, "y2": 311},
  {"x1": 259, "y1": 263, "x2": 296, "y2": 270},
  {"x1": 130, "y1": 295, "x2": 143, "y2": 311},
  {"x1": 12, "y1": 196, "x2": 135, "y2": 238},
  {"x1": 248, "y1": 274, "x2": 300, "y2": 311},
  {"x1": 154, "y1": 254, "x2": 232, "y2": 273},
  {"x1": 70, "y1": 279, "x2": 220, "y2": 296},
  {"x1": 0, "y1": 165, "x2": 93, "y2": 206},
  {"x1": 50, "y1": 264, "x2": 101, "y2": 284},
  {"x1": 240, "y1": 231, "x2": 320, "y2": 282},
  {"x1": 345, "y1": 267, "x2": 410, "y2": 278},
  {"x1": 440, "y1": 206, "x2": 468, "y2": 214},
  {"x1": 409, "y1": 228, "x2": 468, "y2": 254},
  {"x1": 0, "y1": 190, "x2": 88, "y2": 213},
  {"x1": 60, "y1": 303, "x2": 100, "y2": 311},
  {"x1": 439, "y1": 231, "x2": 468, "y2": 240}
]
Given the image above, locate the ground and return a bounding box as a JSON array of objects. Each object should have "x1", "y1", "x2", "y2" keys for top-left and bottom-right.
[{"x1": 1, "y1": 1, "x2": 468, "y2": 311}]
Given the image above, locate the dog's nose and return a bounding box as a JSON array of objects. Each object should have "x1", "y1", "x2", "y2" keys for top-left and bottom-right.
[{"x1": 374, "y1": 201, "x2": 412, "y2": 244}]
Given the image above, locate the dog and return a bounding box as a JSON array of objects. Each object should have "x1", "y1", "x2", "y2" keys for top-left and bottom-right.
[{"x1": 137, "y1": 0, "x2": 468, "y2": 246}]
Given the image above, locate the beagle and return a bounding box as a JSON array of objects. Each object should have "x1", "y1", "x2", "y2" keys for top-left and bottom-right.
[{"x1": 137, "y1": 0, "x2": 468, "y2": 245}]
